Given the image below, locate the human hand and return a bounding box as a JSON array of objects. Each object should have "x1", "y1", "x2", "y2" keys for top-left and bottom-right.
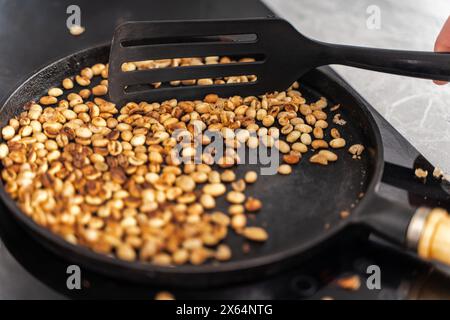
[{"x1": 434, "y1": 16, "x2": 450, "y2": 85}]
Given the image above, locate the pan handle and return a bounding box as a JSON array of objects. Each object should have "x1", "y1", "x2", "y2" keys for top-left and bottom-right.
[
  {"x1": 412, "y1": 208, "x2": 450, "y2": 265},
  {"x1": 360, "y1": 195, "x2": 450, "y2": 266},
  {"x1": 316, "y1": 41, "x2": 450, "y2": 82}
]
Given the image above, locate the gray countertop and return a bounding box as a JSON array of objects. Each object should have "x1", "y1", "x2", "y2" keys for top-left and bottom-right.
[{"x1": 264, "y1": 0, "x2": 450, "y2": 173}]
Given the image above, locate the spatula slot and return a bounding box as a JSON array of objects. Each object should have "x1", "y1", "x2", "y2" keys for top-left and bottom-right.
[
  {"x1": 121, "y1": 34, "x2": 258, "y2": 47},
  {"x1": 121, "y1": 81, "x2": 259, "y2": 103},
  {"x1": 124, "y1": 75, "x2": 259, "y2": 95},
  {"x1": 115, "y1": 42, "x2": 263, "y2": 63},
  {"x1": 121, "y1": 54, "x2": 265, "y2": 72},
  {"x1": 120, "y1": 62, "x2": 261, "y2": 85}
]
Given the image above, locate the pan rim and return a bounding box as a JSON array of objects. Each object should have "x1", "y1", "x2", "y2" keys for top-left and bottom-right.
[{"x1": 0, "y1": 44, "x2": 384, "y2": 276}]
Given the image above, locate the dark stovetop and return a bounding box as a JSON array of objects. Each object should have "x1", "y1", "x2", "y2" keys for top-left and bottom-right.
[{"x1": 1, "y1": 0, "x2": 450, "y2": 300}]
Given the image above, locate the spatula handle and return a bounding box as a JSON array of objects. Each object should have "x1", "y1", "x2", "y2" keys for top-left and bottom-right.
[{"x1": 322, "y1": 42, "x2": 450, "y2": 81}]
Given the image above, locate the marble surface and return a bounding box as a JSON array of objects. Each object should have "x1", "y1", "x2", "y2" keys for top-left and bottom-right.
[{"x1": 263, "y1": 0, "x2": 450, "y2": 172}]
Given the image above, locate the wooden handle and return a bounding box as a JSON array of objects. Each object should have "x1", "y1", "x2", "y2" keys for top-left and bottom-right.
[{"x1": 418, "y1": 208, "x2": 450, "y2": 265}]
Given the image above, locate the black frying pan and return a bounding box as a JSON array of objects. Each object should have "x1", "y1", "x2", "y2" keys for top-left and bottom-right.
[{"x1": 0, "y1": 44, "x2": 448, "y2": 288}]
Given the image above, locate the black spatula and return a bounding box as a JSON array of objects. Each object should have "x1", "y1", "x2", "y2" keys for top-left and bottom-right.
[{"x1": 109, "y1": 17, "x2": 450, "y2": 104}]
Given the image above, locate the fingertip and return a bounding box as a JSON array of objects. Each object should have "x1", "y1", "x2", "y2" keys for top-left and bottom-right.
[{"x1": 433, "y1": 80, "x2": 448, "y2": 85}]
